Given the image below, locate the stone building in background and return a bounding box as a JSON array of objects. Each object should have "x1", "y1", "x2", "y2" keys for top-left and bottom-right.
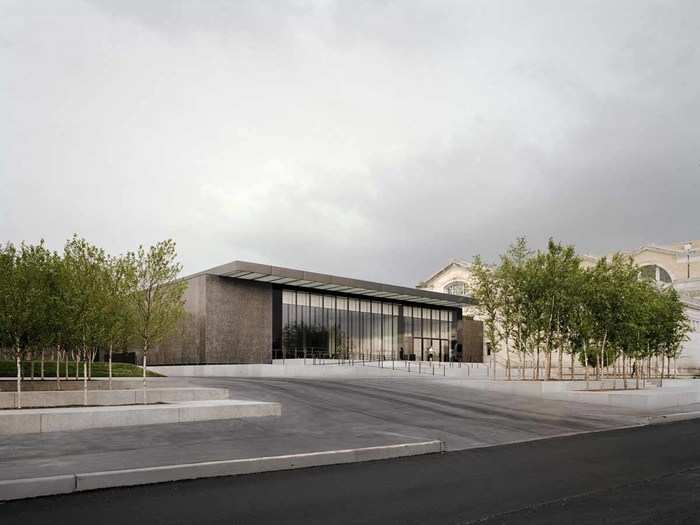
[{"x1": 583, "y1": 240, "x2": 700, "y2": 373}]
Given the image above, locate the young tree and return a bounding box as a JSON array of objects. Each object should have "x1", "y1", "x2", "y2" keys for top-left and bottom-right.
[
  {"x1": 0, "y1": 242, "x2": 55, "y2": 407},
  {"x1": 497, "y1": 237, "x2": 531, "y2": 380},
  {"x1": 0, "y1": 243, "x2": 19, "y2": 403},
  {"x1": 132, "y1": 240, "x2": 186, "y2": 402},
  {"x1": 470, "y1": 255, "x2": 501, "y2": 379},
  {"x1": 103, "y1": 254, "x2": 138, "y2": 389},
  {"x1": 63, "y1": 236, "x2": 109, "y2": 405},
  {"x1": 656, "y1": 287, "x2": 691, "y2": 383}
]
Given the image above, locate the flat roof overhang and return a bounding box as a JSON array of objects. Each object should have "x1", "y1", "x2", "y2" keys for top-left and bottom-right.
[{"x1": 191, "y1": 260, "x2": 475, "y2": 309}]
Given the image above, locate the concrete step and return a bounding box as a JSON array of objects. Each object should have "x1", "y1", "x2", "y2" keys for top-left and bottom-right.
[{"x1": 0, "y1": 399, "x2": 280, "y2": 435}]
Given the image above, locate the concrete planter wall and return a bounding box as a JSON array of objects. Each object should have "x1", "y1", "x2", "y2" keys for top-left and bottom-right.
[{"x1": 0, "y1": 387, "x2": 229, "y2": 409}]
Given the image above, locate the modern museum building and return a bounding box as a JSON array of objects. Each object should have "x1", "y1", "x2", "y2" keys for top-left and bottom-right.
[{"x1": 149, "y1": 261, "x2": 484, "y2": 366}]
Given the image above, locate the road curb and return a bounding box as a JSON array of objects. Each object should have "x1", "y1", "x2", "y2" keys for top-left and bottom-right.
[
  {"x1": 0, "y1": 440, "x2": 443, "y2": 501},
  {"x1": 0, "y1": 474, "x2": 76, "y2": 501},
  {"x1": 648, "y1": 411, "x2": 700, "y2": 425}
]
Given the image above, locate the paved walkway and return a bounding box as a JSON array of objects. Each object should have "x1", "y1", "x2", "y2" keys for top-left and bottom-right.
[{"x1": 0, "y1": 376, "x2": 654, "y2": 482}]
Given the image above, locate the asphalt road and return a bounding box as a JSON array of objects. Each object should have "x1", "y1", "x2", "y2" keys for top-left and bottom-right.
[{"x1": 3, "y1": 418, "x2": 700, "y2": 524}]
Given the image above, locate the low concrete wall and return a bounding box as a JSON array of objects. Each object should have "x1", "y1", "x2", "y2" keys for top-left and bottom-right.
[
  {"x1": 0, "y1": 440, "x2": 442, "y2": 501},
  {"x1": 450, "y1": 378, "x2": 700, "y2": 410},
  {"x1": 0, "y1": 400, "x2": 281, "y2": 436},
  {"x1": 151, "y1": 361, "x2": 489, "y2": 379},
  {"x1": 561, "y1": 388, "x2": 700, "y2": 410},
  {"x1": 0, "y1": 387, "x2": 229, "y2": 409}
]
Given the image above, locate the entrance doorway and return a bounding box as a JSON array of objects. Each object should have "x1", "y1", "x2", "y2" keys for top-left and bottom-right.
[{"x1": 413, "y1": 338, "x2": 422, "y2": 361}]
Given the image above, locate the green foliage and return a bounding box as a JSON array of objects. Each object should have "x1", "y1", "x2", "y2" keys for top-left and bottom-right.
[
  {"x1": 132, "y1": 240, "x2": 187, "y2": 355},
  {"x1": 471, "y1": 255, "x2": 501, "y2": 355},
  {"x1": 473, "y1": 237, "x2": 692, "y2": 380},
  {"x1": 0, "y1": 241, "x2": 56, "y2": 354},
  {"x1": 0, "y1": 236, "x2": 186, "y2": 372}
]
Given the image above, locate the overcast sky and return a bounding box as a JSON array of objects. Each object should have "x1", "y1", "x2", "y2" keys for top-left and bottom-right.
[{"x1": 2, "y1": 0, "x2": 699, "y2": 286}]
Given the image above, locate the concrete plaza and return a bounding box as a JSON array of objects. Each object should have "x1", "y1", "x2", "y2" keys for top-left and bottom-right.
[{"x1": 0, "y1": 375, "x2": 661, "y2": 483}]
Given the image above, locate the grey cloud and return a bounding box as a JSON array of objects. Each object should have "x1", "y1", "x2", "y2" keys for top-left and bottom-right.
[{"x1": 2, "y1": 0, "x2": 699, "y2": 287}]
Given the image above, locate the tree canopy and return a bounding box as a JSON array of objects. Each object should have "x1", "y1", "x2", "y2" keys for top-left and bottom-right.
[
  {"x1": 471, "y1": 238, "x2": 691, "y2": 386},
  {"x1": 0, "y1": 236, "x2": 186, "y2": 406}
]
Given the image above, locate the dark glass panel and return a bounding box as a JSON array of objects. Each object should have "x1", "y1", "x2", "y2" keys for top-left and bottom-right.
[{"x1": 371, "y1": 301, "x2": 382, "y2": 359}]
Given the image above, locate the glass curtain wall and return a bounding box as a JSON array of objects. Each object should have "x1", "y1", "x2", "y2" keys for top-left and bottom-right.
[{"x1": 279, "y1": 288, "x2": 456, "y2": 361}]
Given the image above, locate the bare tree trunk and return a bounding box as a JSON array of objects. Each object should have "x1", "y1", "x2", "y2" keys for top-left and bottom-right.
[
  {"x1": 109, "y1": 343, "x2": 113, "y2": 390},
  {"x1": 660, "y1": 355, "x2": 664, "y2": 386},
  {"x1": 75, "y1": 353, "x2": 80, "y2": 380},
  {"x1": 622, "y1": 352, "x2": 627, "y2": 390},
  {"x1": 583, "y1": 342, "x2": 589, "y2": 389},
  {"x1": 83, "y1": 358, "x2": 88, "y2": 406},
  {"x1": 599, "y1": 331, "x2": 608, "y2": 390},
  {"x1": 41, "y1": 349, "x2": 45, "y2": 380},
  {"x1": 505, "y1": 337, "x2": 511, "y2": 381},
  {"x1": 570, "y1": 349, "x2": 574, "y2": 380},
  {"x1": 15, "y1": 347, "x2": 22, "y2": 409},
  {"x1": 142, "y1": 353, "x2": 148, "y2": 404},
  {"x1": 56, "y1": 348, "x2": 62, "y2": 391},
  {"x1": 558, "y1": 346, "x2": 563, "y2": 380},
  {"x1": 30, "y1": 354, "x2": 34, "y2": 381}
]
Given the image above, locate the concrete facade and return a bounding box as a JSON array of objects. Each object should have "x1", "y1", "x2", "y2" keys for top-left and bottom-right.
[
  {"x1": 461, "y1": 319, "x2": 484, "y2": 362},
  {"x1": 151, "y1": 275, "x2": 274, "y2": 365},
  {"x1": 204, "y1": 277, "x2": 273, "y2": 364}
]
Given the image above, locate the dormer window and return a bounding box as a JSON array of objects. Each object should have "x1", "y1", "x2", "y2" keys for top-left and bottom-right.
[
  {"x1": 640, "y1": 264, "x2": 672, "y2": 284},
  {"x1": 444, "y1": 281, "x2": 468, "y2": 296}
]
